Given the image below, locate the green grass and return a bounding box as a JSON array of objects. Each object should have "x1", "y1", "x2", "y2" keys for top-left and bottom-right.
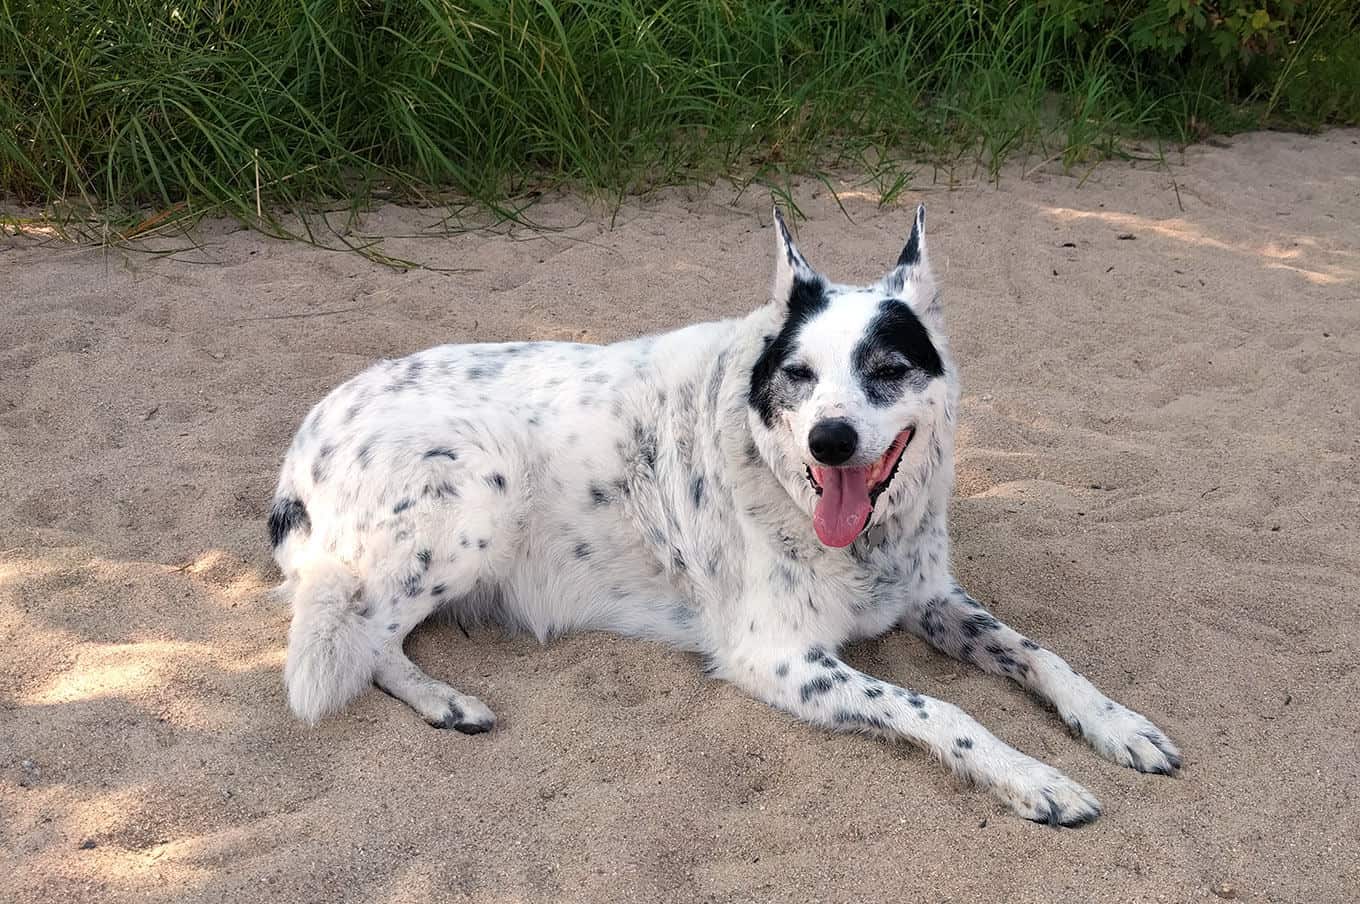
[{"x1": 2, "y1": 0, "x2": 1357, "y2": 242}]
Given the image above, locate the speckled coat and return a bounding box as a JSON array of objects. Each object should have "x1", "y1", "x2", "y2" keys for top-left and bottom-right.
[{"x1": 269, "y1": 206, "x2": 1179, "y2": 826}]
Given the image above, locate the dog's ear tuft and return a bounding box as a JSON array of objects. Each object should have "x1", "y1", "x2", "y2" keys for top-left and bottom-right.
[
  {"x1": 771, "y1": 206, "x2": 818, "y2": 308},
  {"x1": 895, "y1": 203, "x2": 926, "y2": 269},
  {"x1": 883, "y1": 203, "x2": 939, "y2": 319}
]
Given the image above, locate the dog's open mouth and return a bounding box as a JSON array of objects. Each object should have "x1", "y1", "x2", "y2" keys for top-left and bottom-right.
[{"x1": 805, "y1": 427, "x2": 914, "y2": 548}]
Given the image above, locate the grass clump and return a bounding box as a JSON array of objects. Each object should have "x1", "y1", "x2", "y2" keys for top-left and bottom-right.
[{"x1": 1, "y1": 0, "x2": 1356, "y2": 235}]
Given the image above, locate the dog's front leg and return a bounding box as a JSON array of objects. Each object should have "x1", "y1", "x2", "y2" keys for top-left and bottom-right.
[
  {"x1": 898, "y1": 583, "x2": 1182, "y2": 775},
  {"x1": 714, "y1": 636, "x2": 1101, "y2": 826}
]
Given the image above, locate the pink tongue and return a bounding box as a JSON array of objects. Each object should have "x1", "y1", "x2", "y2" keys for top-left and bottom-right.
[{"x1": 812, "y1": 466, "x2": 873, "y2": 547}]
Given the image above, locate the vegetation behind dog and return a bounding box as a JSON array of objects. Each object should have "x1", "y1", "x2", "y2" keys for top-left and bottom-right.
[{"x1": 2, "y1": 0, "x2": 1356, "y2": 230}]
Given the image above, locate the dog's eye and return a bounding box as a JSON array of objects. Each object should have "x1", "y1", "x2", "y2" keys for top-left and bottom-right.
[
  {"x1": 871, "y1": 363, "x2": 909, "y2": 381},
  {"x1": 782, "y1": 364, "x2": 815, "y2": 383}
]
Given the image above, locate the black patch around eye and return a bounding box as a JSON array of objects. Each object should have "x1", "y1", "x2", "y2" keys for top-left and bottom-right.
[
  {"x1": 853, "y1": 299, "x2": 943, "y2": 406},
  {"x1": 749, "y1": 275, "x2": 829, "y2": 427},
  {"x1": 870, "y1": 363, "x2": 909, "y2": 381}
]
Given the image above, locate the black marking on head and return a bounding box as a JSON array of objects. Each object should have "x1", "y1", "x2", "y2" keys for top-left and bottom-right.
[
  {"x1": 749, "y1": 276, "x2": 830, "y2": 427},
  {"x1": 424, "y1": 447, "x2": 458, "y2": 461},
  {"x1": 773, "y1": 207, "x2": 809, "y2": 272},
  {"x1": 416, "y1": 549, "x2": 432, "y2": 570},
  {"x1": 267, "y1": 497, "x2": 310, "y2": 548},
  {"x1": 574, "y1": 541, "x2": 592, "y2": 559},
  {"x1": 393, "y1": 498, "x2": 415, "y2": 515},
  {"x1": 896, "y1": 204, "x2": 926, "y2": 268},
  {"x1": 853, "y1": 299, "x2": 944, "y2": 406},
  {"x1": 486, "y1": 472, "x2": 507, "y2": 492}
]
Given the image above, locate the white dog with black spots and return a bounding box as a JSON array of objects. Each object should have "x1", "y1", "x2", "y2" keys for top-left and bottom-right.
[{"x1": 269, "y1": 206, "x2": 1180, "y2": 826}]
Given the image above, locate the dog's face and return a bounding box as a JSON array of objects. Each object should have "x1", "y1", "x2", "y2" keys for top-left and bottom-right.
[{"x1": 749, "y1": 206, "x2": 953, "y2": 547}]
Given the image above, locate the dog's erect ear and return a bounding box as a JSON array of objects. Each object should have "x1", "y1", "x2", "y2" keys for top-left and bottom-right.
[
  {"x1": 771, "y1": 206, "x2": 819, "y2": 308},
  {"x1": 883, "y1": 204, "x2": 939, "y2": 319}
]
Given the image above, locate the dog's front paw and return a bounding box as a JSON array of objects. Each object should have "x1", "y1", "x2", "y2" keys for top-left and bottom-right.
[
  {"x1": 990, "y1": 758, "x2": 1101, "y2": 828},
  {"x1": 1066, "y1": 700, "x2": 1181, "y2": 775}
]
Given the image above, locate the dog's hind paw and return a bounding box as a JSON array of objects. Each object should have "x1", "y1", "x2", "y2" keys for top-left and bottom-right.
[
  {"x1": 992, "y1": 760, "x2": 1101, "y2": 828},
  {"x1": 427, "y1": 695, "x2": 497, "y2": 736},
  {"x1": 1067, "y1": 701, "x2": 1181, "y2": 775}
]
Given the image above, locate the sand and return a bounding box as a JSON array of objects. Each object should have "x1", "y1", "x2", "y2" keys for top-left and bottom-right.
[{"x1": 2, "y1": 129, "x2": 1358, "y2": 904}]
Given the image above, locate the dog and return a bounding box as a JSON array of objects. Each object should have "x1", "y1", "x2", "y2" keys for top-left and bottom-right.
[{"x1": 268, "y1": 205, "x2": 1180, "y2": 826}]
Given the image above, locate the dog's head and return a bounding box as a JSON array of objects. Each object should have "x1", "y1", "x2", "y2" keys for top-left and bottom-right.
[{"x1": 748, "y1": 205, "x2": 954, "y2": 548}]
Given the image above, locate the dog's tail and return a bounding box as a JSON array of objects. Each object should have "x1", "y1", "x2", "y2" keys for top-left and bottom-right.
[{"x1": 283, "y1": 554, "x2": 376, "y2": 724}]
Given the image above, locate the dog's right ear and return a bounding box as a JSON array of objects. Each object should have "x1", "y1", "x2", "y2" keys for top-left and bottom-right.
[{"x1": 771, "y1": 207, "x2": 820, "y2": 309}]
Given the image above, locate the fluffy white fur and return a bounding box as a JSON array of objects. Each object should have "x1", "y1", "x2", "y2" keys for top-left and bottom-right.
[{"x1": 269, "y1": 207, "x2": 1179, "y2": 825}]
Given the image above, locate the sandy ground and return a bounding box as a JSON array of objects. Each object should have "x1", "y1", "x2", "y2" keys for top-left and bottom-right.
[{"x1": 2, "y1": 129, "x2": 1359, "y2": 904}]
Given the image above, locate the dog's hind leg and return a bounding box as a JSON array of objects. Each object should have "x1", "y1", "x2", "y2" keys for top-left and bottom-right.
[
  {"x1": 355, "y1": 456, "x2": 519, "y2": 733},
  {"x1": 898, "y1": 583, "x2": 1181, "y2": 775},
  {"x1": 714, "y1": 636, "x2": 1101, "y2": 827}
]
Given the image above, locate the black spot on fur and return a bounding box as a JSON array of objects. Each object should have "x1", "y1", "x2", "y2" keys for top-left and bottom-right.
[
  {"x1": 805, "y1": 646, "x2": 832, "y2": 666},
  {"x1": 955, "y1": 736, "x2": 974, "y2": 749},
  {"x1": 311, "y1": 443, "x2": 334, "y2": 483},
  {"x1": 962, "y1": 611, "x2": 1002, "y2": 637},
  {"x1": 834, "y1": 709, "x2": 888, "y2": 730},
  {"x1": 424, "y1": 447, "x2": 458, "y2": 461},
  {"x1": 416, "y1": 549, "x2": 432, "y2": 570},
  {"x1": 356, "y1": 442, "x2": 375, "y2": 469},
  {"x1": 865, "y1": 686, "x2": 884, "y2": 699},
  {"x1": 574, "y1": 542, "x2": 592, "y2": 559},
  {"x1": 427, "y1": 481, "x2": 459, "y2": 500},
  {"x1": 588, "y1": 483, "x2": 612, "y2": 506},
  {"x1": 431, "y1": 583, "x2": 447, "y2": 596},
  {"x1": 775, "y1": 662, "x2": 789, "y2": 677},
  {"x1": 748, "y1": 275, "x2": 829, "y2": 427},
  {"x1": 401, "y1": 573, "x2": 423, "y2": 598},
  {"x1": 690, "y1": 474, "x2": 706, "y2": 508},
  {"x1": 1021, "y1": 638, "x2": 1041, "y2": 650},
  {"x1": 853, "y1": 299, "x2": 944, "y2": 406},
  {"x1": 485, "y1": 472, "x2": 506, "y2": 492},
  {"x1": 393, "y1": 498, "x2": 415, "y2": 514},
  {"x1": 267, "y1": 497, "x2": 310, "y2": 548},
  {"x1": 799, "y1": 676, "x2": 835, "y2": 703}
]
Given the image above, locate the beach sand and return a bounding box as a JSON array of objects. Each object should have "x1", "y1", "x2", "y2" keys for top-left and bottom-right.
[{"x1": 2, "y1": 129, "x2": 1358, "y2": 903}]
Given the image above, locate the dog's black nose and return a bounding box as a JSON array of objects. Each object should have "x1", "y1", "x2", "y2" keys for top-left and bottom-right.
[{"x1": 808, "y1": 418, "x2": 858, "y2": 466}]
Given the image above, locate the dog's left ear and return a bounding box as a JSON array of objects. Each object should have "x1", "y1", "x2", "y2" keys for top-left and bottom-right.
[
  {"x1": 771, "y1": 206, "x2": 820, "y2": 310},
  {"x1": 883, "y1": 204, "x2": 940, "y2": 320}
]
